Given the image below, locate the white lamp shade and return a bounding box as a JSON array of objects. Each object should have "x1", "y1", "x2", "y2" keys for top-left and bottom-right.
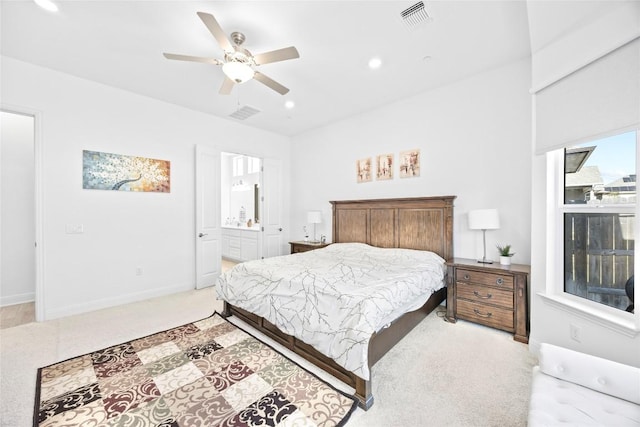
[
  {"x1": 307, "y1": 211, "x2": 322, "y2": 224},
  {"x1": 222, "y1": 61, "x2": 254, "y2": 83},
  {"x1": 468, "y1": 209, "x2": 500, "y2": 230}
]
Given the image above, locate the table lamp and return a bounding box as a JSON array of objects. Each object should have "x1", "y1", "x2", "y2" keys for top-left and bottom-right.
[
  {"x1": 307, "y1": 211, "x2": 322, "y2": 243},
  {"x1": 468, "y1": 209, "x2": 500, "y2": 264}
]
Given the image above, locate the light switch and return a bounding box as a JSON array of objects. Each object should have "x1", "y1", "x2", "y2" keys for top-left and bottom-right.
[{"x1": 65, "y1": 224, "x2": 84, "y2": 234}]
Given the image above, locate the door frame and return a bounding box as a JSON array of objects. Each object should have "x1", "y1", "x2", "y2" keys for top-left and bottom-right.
[{"x1": 1, "y1": 104, "x2": 44, "y2": 321}]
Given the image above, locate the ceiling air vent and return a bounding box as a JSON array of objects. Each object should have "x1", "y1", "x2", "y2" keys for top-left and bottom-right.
[
  {"x1": 400, "y1": 1, "x2": 432, "y2": 30},
  {"x1": 229, "y1": 105, "x2": 260, "y2": 120}
]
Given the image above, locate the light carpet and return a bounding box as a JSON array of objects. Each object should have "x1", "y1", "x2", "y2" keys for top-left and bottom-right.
[{"x1": 1, "y1": 288, "x2": 537, "y2": 427}]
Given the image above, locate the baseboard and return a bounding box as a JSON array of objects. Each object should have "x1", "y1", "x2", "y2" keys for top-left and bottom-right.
[
  {"x1": 528, "y1": 337, "x2": 542, "y2": 359},
  {"x1": 44, "y1": 283, "x2": 194, "y2": 320},
  {"x1": 1, "y1": 292, "x2": 35, "y2": 307}
]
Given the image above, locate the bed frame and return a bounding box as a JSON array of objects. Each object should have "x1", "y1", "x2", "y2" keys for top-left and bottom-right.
[{"x1": 222, "y1": 196, "x2": 455, "y2": 409}]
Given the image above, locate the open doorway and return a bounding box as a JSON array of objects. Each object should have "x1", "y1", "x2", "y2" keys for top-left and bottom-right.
[
  {"x1": 220, "y1": 152, "x2": 262, "y2": 265},
  {"x1": 195, "y1": 147, "x2": 283, "y2": 288},
  {"x1": 0, "y1": 110, "x2": 36, "y2": 327}
]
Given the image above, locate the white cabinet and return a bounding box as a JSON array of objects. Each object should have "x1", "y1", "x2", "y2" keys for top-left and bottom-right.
[
  {"x1": 221, "y1": 228, "x2": 259, "y2": 261},
  {"x1": 221, "y1": 233, "x2": 230, "y2": 258},
  {"x1": 241, "y1": 236, "x2": 258, "y2": 261}
]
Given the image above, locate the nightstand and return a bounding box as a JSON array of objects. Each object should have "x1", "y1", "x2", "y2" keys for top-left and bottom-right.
[
  {"x1": 446, "y1": 258, "x2": 530, "y2": 343},
  {"x1": 289, "y1": 241, "x2": 330, "y2": 254}
]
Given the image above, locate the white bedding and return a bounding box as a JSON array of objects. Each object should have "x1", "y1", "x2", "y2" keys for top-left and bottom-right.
[{"x1": 215, "y1": 242, "x2": 446, "y2": 380}]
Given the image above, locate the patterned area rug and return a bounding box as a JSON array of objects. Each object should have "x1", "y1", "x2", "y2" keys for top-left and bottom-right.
[{"x1": 34, "y1": 312, "x2": 357, "y2": 426}]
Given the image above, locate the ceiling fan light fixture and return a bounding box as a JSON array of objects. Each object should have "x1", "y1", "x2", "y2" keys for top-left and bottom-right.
[
  {"x1": 165, "y1": 12, "x2": 297, "y2": 95},
  {"x1": 222, "y1": 61, "x2": 254, "y2": 84}
]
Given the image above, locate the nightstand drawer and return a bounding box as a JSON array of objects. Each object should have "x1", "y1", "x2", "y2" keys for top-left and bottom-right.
[
  {"x1": 456, "y1": 268, "x2": 514, "y2": 289},
  {"x1": 289, "y1": 241, "x2": 330, "y2": 254},
  {"x1": 457, "y1": 282, "x2": 514, "y2": 309},
  {"x1": 456, "y1": 299, "x2": 514, "y2": 331}
]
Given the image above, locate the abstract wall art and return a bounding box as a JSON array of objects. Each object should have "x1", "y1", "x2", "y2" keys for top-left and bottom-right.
[
  {"x1": 399, "y1": 149, "x2": 420, "y2": 178},
  {"x1": 82, "y1": 150, "x2": 171, "y2": 192},
  {"x1": 356, "y1": 157, "x2": 372, "y2": 183},
  {"x1": 376, "y1": 153, "x2": 394, "y2": 180}
]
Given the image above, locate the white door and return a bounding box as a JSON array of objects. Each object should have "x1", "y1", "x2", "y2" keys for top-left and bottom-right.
[
  {"x1": 261, "y1": 158, "x2": 284, "y2": 258},
  {"x1": 195, "y1": 145, "x2": 221, "y2": 289}
]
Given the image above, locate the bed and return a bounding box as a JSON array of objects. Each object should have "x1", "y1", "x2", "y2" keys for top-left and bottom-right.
[{"x1": 218, "y1": 196, "x2": 455, "y2": 409}]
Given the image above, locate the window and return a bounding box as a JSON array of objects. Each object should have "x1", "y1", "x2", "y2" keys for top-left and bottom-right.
[
  {"x1": 562, "y1": 131, "x2": 637, "y2": 313},
  {"x1": 232, "y1": 156, "x2": 244, "y2": 177},
  {"x1": 247, "y1": 157, "x2": 260, "y2": 174}
]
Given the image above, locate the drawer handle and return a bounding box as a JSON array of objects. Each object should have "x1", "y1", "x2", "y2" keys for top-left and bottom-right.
[
  {"x1": 473, "y1": 291, "x2": 492, "y2": 300},
  {"x1": 463, "y1": 274, "x2": 470, "y2": 280},
  {"x1": 496, "y1": 278, "x2": 504, "y2": 285},
  {"x1": 473, "y1": 308, "x2": 492, "y2": 318}
]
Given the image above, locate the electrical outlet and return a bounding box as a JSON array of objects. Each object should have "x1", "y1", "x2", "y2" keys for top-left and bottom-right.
[
  {"x1": 136, "y1": 266, "x2": 143, "y2": 276},
  {"x1": 570, "y1": 323, "x2": 581, "y2": 342}
]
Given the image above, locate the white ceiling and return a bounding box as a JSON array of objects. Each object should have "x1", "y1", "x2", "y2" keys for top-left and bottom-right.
[{"x1": 1, "y1": 0, "x2": 533, "y2": 136}]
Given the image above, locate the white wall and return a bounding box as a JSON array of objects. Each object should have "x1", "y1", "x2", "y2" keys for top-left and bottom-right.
[
  {"x1": 1, "y1": 111, "x2": 35, "y2": 306},
  {"x1": 527, "y1": 1, "x2": 640, "y2": 92},
  {"x1": 1, "y1": 56, "x2": 290, "y2": 320},
  {"x1": 291, "y1": 59, "x2": 532, "y2": 265}
]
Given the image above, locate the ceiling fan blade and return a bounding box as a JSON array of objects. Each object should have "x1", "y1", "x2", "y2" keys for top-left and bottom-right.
[
  {"x1": 219, "y1": 76, "x2": 235, "y2": 95},
  {"x1": 253, "y1": 72, "x2": 289, "y2": 95},
  {"x1": 163, "y1": 53, "x2": 221, "y2": 65},
  {"x1": 253, "y1": 46, "x2": 300, "y2": 65},
  {"x1": 197, "y1": 12, "x2": 234, "y2": 52}
]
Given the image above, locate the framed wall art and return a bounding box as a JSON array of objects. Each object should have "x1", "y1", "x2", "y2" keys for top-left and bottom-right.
[
  {"x1": 399, "y1": 149, "x2": 420, "y2": 178},
  {"x1": 356, "y1": 157, "x2": 372, "y2": 183},
  {"x1": 376, "y1": 153, "x2": 394, "y2": 180},
  {"x1": 82, "y1": 150, "x2": 171, "y2": 192}
]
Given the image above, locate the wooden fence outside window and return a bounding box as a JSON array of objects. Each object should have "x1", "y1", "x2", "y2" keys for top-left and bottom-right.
[{"x1": 564, "y1": 212, "x2": 634, "y2": 311}]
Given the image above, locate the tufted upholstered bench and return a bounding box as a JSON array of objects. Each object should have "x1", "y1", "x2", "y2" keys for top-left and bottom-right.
[{"x1": 528, "y1": 343, "x2": 640, "y2": 426}]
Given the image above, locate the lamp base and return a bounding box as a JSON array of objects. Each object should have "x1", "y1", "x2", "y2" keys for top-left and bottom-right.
[{"x1": 476, "y1": 230, "x2": 494, "y2": 264}]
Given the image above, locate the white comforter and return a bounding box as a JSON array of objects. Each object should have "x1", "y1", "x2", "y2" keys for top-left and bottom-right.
[{"x1": 215, "y1": 242, "x2": 446, "y2": 380}]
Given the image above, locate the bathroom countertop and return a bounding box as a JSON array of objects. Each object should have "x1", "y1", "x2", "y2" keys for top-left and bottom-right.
[{"x1": 222, "y1": 224, "x2": 261, "y2": 231}]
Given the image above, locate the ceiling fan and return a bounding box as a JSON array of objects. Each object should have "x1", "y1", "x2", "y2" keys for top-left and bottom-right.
[{"x1": 163, "y1": 12, "x2": 300, "y2": 96}]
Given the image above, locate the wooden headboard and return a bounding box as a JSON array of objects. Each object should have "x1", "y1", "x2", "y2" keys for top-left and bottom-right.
[{"x1": 330, "y1": 196, "x2": 455, "y2": 261}]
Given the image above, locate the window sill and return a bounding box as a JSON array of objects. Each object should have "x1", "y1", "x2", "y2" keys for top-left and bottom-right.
[{"x1": 538, "y1": 292, "x2": 639, "y2": 337}]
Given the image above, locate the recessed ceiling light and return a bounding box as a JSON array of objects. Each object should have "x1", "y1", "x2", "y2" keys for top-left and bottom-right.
[
  {"x1": 368, "y1": 57, "x2": 382, "y2": 70},
  {"x1": 34, "y1": 0, "x2": 58, "y2": 12},
  {"x1": 285, "y1": 100, "x2": 295, "y2": 109}
]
